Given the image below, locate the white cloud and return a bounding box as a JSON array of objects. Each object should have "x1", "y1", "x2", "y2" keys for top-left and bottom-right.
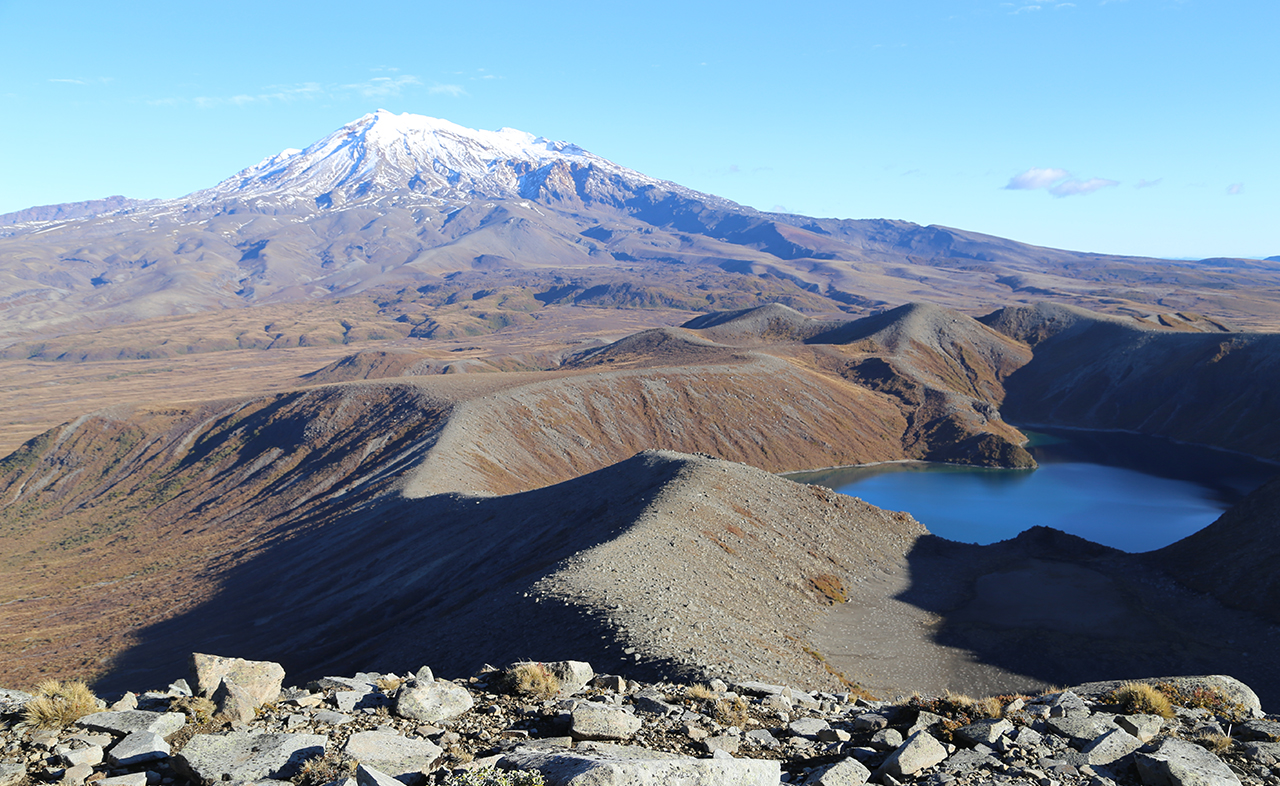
[
  {"x1": 1012, "y1": 4, "x2": 1041, "y2": 12},
  {"x1": 428, "y1": 83, "x2": 467, "y2": 97},
  {"x1": 153, "y1": 75, "x2": 430, "y2": 107},
  {"x1": 1135, "y1": 178, "x2": 1162, "y2": 189},
  {"x1": 345, "y1": 75, "x2": 422, "y2": 98},
  {"x1": 49, "y1": 78, "x2": 86, "y2": 85},
  {"x1": 1049, "y1": 177, "x2": 1119, "y2": 197},
  {"x1": 1006, "y1": 167, "x2": 1118, "y2": 197},
  {"x1": 1227, "y1": 183, "x2": 1244, "y2": 195},
  {"x1": 1006, "y1": 167, "x2": 1070, "y2": 190}
]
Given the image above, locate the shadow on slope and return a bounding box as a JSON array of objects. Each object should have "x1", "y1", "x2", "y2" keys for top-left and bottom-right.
[
  {"x1": 885, "y1": 527, "x2": 1280, "y2": 706},
  {"x1": 96, "y1": 452, "x2": 696, "y2": 693},
  {"x1": 1153, "y1": 476, "x2": 1280, "y2": 628},
  {"x1": 987, "y1": 302, "x2": 1280, "y2": 460},
  {"x1": 97, "y1": 450, "x2": 930, "y2": 696}
]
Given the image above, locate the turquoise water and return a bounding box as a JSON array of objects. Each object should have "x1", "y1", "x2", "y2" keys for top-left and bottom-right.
[{"x1": 788, "y1": 430, "x2": 1276, "y2": 553}]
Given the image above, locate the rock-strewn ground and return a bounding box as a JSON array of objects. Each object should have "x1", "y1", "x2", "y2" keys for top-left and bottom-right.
[{"x1": 3, "y1": 654, "x2": 1278, "y2": 786}]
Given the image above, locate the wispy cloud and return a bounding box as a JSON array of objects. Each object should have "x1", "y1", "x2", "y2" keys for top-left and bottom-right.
[
  {"x1": 49, "y1": 78, "x2": 87, "y2": 85},
  {"x1": 151, "y1": 74, "x2": 437, "y2": 107},
  {"x1": 1006, "y1": 167, "x2": 1070, "y2": 190},
  {"x1": 1135, "y1": 178, "x2": 1162, "y2": 189},
  {"x1": 347, "y1": 75, "x2": 422, "y2": 97},
  {"x1": 427, "y1": 83, "x2": 467, "y2": 97},
  {"x1": 1011, "y1": 5, "x2": 1041, "y2": 13},
  {"x1": 1049, "y1": 177, "x2": 1119, "y2": 197},
  {"x1": 1227, "y1": 183, "x2": 1244, "y2": 195},
  {"x1": 1006, "y1": 167, "x2": 1118, "y2": 197}
]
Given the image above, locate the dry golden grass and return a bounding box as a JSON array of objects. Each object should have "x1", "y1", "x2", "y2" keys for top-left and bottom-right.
[
  {"x1": 809, "y1": 573, "x2": 848, "y2": 604},
  {"x1": 685, "y1": 684, "x2": 716, "y2": 702},
  {"x1": 1106, "y1": 682, "x2": 1175, "y2": 719},
  {"x1": 22, "y1": 679, "x2": 99, "y2": 729},
  {"x1": 375, "y1": 676, "x2": 404, "y2": 694},
  {"x1": 1195, "y1": 732, "x2": 1233, "y2": 755},
  {"x1": 712, "y1": 696, "x2": 750, "y2": 728},
  {"x1": 291, "y1": 753, "x2": 357, "y2": 786},
  {"x1": 169, "y1": 695, "x2": 217, "y2": 723},
  {"x1": 507, "y1": 662, "x2": 561, "y2": 700}
]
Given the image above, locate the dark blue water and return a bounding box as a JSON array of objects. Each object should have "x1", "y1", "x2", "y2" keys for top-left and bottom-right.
[{"x1": 788, "y1": 430, "x2": 1276, "y2": 553}]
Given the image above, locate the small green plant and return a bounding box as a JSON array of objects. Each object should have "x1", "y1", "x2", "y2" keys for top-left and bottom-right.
[
  {"x1": 23, "y1": 679, "x2": 99, "y2": 729},
  {"x1": 1105, "y1": 683, "x2": 1174, "y2": 719},
  {"x1": 506, "y1": 663, "x2": 560, "y2": 700},
  {"x1": 170, "y1": 695, "x2": 217, "y2": 723},
  {"x1": 439, "y1": 768, "x2": 545, "y2": 785}
]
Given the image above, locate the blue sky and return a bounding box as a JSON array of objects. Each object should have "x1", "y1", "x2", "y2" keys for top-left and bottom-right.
[{"x1": 1, "y1": 0, "x2": 1274, "y2": 259}]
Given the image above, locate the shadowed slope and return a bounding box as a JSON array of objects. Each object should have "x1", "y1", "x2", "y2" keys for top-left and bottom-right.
[
  {"x1": 986, "y1": 303, "x2": 1280, "y2": 460},
  {"x1": 1153, "y1": 477, "x2": 1280, "y2": 626},
  {"x1": 98, "y1": 450, "x2": 928, "y2": 694}
]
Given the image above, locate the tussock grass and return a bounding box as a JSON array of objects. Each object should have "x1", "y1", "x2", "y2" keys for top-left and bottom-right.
[
  {"x1": 375, "y1": 676, "x2": 403, "y2": 694},
  {"x1": 22, "y1": 679, "x2": 99, "y2": 729},
  {"x1": 507, "y1": 662, "x2": 560, "y2": 700},
  {"x1": 169, "y1": 695, "x2": 217, "y2": 723},
  {"x1": 1105, "y1": 682, "x2": 1175, "y2": 719},
  {"x1": 684, "y1": 684, "x2": 716, "y2": 702},
  {"x1": 1195, "y1": 732, "x2": 1233, "y2": 755},
  {"x1": 291, "y1": 753, "x2": 357, "y2": 786},
  {"x1": 712, "y1": 696, "x2": 750, "y2": 728}
]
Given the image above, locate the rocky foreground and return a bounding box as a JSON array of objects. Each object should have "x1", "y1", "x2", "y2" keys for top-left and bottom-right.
[{"x1": 3, "y1": 654, "x2": 1279, "y2": 786}]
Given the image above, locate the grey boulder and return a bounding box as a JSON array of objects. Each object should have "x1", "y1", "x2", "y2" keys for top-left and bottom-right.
[
  {"x1": 504, "y1": 745, "x2": 779, "y2": 785},
  {"x1": 190, "y1": 653, "x2": 285, "y2": 706},
  {"x1": 570, "y1": 703, "x2": 643, "y2": 741},
  {"x1": 77, "y1": 710, "x2": 186, "y2": 737},
  {"x1": 343, "y1": 730, "x2": 443, "y2": 778},
  {"x1": 1135, "y1": 737, "x2": 1242, "y2": 786},
  {"x1": 803, "y1": 757, "x2": 871, "y2": 786},
  {"x1": 546, "y1": 661, "x2": 595, "y2": 697},
  {"x1": 175, "y1": 731, "x2": 326, "y2": 784},
  {"x1": 875, "y1": 731, "x2": 948, "y2": 780},
  {"x1": 394, "y1": 679, "x2": 474, "y2": 723},
  {"x1": 1082, "y1": 728, "x2": 1143, "y2": 766},
  {"x1": 108, "y1": 731, "x2": 170, "y2": 766}
]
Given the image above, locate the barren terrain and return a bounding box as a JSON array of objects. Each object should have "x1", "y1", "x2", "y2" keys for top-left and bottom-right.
[{"x1": 2, "y1": 300, "x2": 1280, "y2": 708}]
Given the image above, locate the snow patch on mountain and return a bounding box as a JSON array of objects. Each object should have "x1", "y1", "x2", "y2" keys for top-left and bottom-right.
[{"x1": 184, "y1": 110, "x2": 668, "y2": 208}]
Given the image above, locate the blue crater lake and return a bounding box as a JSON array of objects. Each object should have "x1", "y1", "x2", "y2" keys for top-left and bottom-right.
[{"x1": 788, "y1": 429, "x2": 1277, "y2": 553}]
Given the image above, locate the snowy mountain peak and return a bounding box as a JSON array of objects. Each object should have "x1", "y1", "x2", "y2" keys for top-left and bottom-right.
[{"x1": 189, "y1": 110, "x2": 657, "y2": 208}]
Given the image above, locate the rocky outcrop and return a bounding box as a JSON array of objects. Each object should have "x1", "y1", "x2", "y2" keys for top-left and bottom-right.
[{"x1": 2, "y1": 655, "x2": 1275, "y2": 786}]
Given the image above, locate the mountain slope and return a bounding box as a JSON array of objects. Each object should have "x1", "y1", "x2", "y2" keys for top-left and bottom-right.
[
  {"x1": 6, "y1": 111, "x2": 1280, "y2": 350},
  {"x1": 986, "y1": 302, "x2": 1280, "y2": 460}
]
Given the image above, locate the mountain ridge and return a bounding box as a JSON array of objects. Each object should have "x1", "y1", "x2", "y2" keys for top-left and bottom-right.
[{"x1": 5, "y1": 111, "x2": 1280, "y2": 351}]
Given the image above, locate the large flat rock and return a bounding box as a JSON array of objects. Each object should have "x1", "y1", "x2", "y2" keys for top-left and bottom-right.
[
  {"x1": 504, "y1": 745, "x2": 779, "y2": 785},
  {"x1": 175, "y1": 731, "x2": 327, "y2": 785}
]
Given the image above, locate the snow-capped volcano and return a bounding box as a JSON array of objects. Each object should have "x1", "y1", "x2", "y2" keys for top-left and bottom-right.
[{"x1": 190, "y1": 110, "x2": 665, "y2": 208}]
